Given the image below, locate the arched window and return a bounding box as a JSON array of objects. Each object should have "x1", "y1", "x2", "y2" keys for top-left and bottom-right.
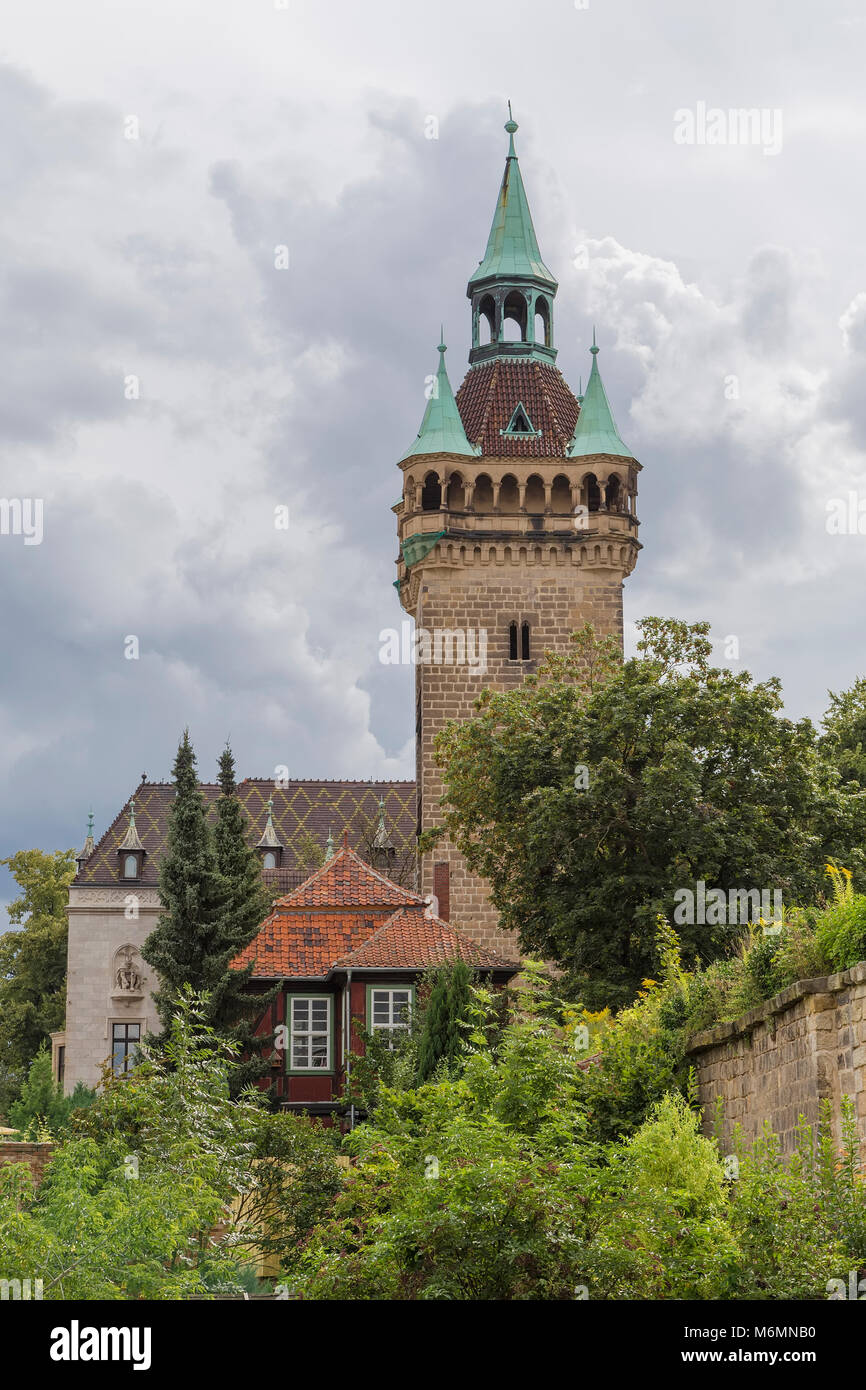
[
  {"x1": 474, "y1": 474, "x2": 494, "y2": 509},
  {"x1": 263, "y1": 851, "x2": 276, "y2": 870},
  {"x1": 585, "y1": 474, "x2": 601, "y2": 512},
  {"x1": 448, "y1": 473, "x2": 465, "y2": 510},
  {"x1": 605, "y1": 474, "x2": 621, "y2": 510},
  {"x1": 499, "y1": 475, "x2": 519, "y2": 513},
  {"x1": 123, "y1": 854, "x2": 138, "y2": 879},
  {"x1": 421, "y1": 472, "x2": 441, "y2": 510},
  {"x1": 533, "y1": 296, "x2": 550, "y2": 347},
  {"x1": 502, "y1": 290, "x2": 527, "y2": 342},
  {"x1": 477, "y1": 294, "x2": 495, "y2": 345},
  {"x1": 551, "y1": 475, "x2": 571, "y2": 512},
  {"x1": 525, "y1": 474, "x2": 545, "y2": 512},
  {"x1": 509, "y1": 622, "x2": 518, "y2": 660},
  {"x1": 521, "y1": 622, "x2": 530, "y2": 660}
]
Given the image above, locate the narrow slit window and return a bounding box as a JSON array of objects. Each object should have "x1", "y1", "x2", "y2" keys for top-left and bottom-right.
[
  {"x1": 509, "y1": 622, "x2": 518, "y2": 660},
  {"x1": 521, "y1": 622, "x2": 530, "y2": 660}
]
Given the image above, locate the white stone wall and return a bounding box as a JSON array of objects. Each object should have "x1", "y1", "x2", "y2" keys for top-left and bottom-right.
[{"x1": 64, "y1": 886, "x2": 162, "y2": 1094}]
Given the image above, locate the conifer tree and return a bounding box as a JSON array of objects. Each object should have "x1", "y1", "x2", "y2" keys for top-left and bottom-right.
[
  {"x1": 142, "y1": 731, "x2": 230, "y2": 1033},
  {"x1": 211, "y1": 744, "x2": 278, "y2": 1092},
  {"x1": 415, "y1": 958, "x2": 473, "y2": 1084}
]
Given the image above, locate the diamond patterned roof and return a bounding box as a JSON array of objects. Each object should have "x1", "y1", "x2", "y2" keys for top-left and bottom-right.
[{"x1": 75, "y1": 779, "x2": 415, "y2": 885}]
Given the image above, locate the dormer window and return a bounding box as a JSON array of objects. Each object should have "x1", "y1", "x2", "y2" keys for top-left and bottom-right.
[
  {"x1": 116, "y1": 797, "x2": 146, "y2": 882},
  {"x1": 257, "y1": 795, "x2": 284, "y2": 869}
]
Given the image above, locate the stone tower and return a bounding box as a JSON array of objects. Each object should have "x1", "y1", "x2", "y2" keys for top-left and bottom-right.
[{"x1": 394, "y1": 113, "x2": 641, "y2": 955}]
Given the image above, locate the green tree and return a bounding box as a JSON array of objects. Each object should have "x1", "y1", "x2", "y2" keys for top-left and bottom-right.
[
  {"x1": 414, "y1": 958, "x2": 474, "y2": 1084},
  {"x1": 822, "y1": 675, "x2": 866, "y2": 789},
  {"x1": 9, "y1": 1045, "x2": 70, "y2": 1136},
  {"x1": 212, "y1": 745, "x2": 277, "y2": 1093},
  {"x1": 0, "y1": 993, "x2": 263, "y2": 1299},
  {"x1": 434, "y1": 619, "x2": 866, "y2": 1007},
  {"x1": 0, "y1": 849, "x2": 76, "y2": 1114}
]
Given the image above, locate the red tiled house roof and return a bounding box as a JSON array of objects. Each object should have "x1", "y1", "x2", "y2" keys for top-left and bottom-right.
[{"x1": 232, "y1": 845, "x2": 518, "y2": 979}]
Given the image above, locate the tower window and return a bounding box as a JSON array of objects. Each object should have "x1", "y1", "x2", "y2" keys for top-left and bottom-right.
[
  {"x1": 123, "y1": 854, "x2": 139, "y2": 879},
  {"x1": 263, "y1": 851, "x2": 276, "y2": 870},
  {"x1": 521, "y1": 622, "x2": 530, "y2": 660},
  {"x1": 509, "y1": 622, "x2": 518, "y2": 660},
  {"x1": 502, "y1": 402, "x2": 537, "y2": 436},
  {"x1": 421, "y1": 472, "x2": 441, "y2": 510}
]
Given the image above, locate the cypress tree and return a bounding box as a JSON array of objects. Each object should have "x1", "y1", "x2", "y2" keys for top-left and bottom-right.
[
  {"x1": 415, "y1": 957, "x2": 473, "y2": 1084},
  {"x1": 211, "y1": 744, "x2": 278, "y2": 1093},
  {"x1": 143, "y1": 731, "x2": 231, "y2": 1036}
]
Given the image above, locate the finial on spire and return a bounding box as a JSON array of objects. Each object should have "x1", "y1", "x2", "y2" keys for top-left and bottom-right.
[
  {"x1": 325, "y1": 827, "x2": 334, "y2": 861},
  {"x1": 87, "y1": 808, "x2": 94, "y2": 839},
  {"x1": 591, "y1": 325, "x2": 599, "y2": 354},
  {"x1": 438, "y1": 325, "x2": 446, "y2": 355},
  {"x1": 257, "y1": 794, "x2": 282, "y2": 849},
  {"x1": 343, "y1": 828, "x2": 349, "y2": 849},
  {"x1": 505, "y1": 100, "x2": 518, "y2": 157}
]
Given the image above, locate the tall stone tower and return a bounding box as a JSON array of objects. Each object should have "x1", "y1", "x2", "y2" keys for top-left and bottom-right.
[{"x1": 394, "y1": 113, "x2": 641, "y2": 955}]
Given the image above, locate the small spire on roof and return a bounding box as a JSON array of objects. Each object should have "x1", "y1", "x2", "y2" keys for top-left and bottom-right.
[
  {"x1": 117, "y1": 798, "x2": 144, "y2": 852},
  {"x1": 257, "y1": 795, "x2": 283, "y2": 849},
  {"x1": 325, "y1": 827, "x2": 335, "y2": 861},
  {"x1": 78, "y1": 809, "x2": 95, "y2": 863},
  {"x1": 343, "y1": 828, "x2": 349, "y2": 849},
  {"x1": 372, "y1": 796, "x2": 395, "y2": 851}
]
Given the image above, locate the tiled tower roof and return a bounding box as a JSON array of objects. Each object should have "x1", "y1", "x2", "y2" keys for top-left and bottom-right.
[{"x1": 455, "y1": 357, "x2": 580, "y2": 458}]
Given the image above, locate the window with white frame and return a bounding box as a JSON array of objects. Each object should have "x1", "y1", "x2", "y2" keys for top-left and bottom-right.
[
  {"x1": 369, "y1": 987, "x2": 412, "y2": 1034},
  {"x1": 290, "y1": 996, "x2": 331, "y2": 1071}
]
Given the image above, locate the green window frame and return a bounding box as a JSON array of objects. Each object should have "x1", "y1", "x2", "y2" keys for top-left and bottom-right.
[
  {"x1": 287, "y1": 994, "x2": 334, "y2": 1074},
  {"x1": 366, "y1": 985, "x2": 414, "y2": 1040}
]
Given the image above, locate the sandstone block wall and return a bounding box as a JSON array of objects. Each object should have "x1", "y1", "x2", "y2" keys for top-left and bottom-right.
[
  {"x1": 415, "y1": 557, "x2": 624, "y2": 957},
  {"x1": 687, "y1": 963, "x2": 866, "y2": 1165},
  {"x1": 0, "y1": 1142, "x2": 54, "y2": 1186}
]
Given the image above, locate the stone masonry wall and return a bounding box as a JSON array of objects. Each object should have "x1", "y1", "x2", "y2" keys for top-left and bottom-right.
[
  {"x1": 0, "y1": 1142, "x2": 54, "y2": 1186},
  {"x1": 415, "y1": 558, "x2": 625, "y2": 957},
  {"x1": 687, "y1": 963, "x2": 866, "y2": 1166}
]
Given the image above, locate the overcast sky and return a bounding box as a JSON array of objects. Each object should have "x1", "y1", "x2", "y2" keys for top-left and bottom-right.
[{"x1": 1, "y1": 0, "x2": 865, "y2": 921}]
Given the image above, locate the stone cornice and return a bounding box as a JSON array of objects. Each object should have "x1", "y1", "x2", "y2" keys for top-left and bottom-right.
[
  {"x1": 686, "y1": 960, "x2": 866, "y2": 1053},
  {"x1": 68, "y1": 886, "x2": 162, "y2": 910}
]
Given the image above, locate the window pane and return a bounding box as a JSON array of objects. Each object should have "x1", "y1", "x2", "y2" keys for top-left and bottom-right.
[
  {"x1": 292, "y1": 1040, "x2": 308, "y2": 1068},
  {"x1": 292, "y1": 999, "x2": 309, "y2": 1025},
  {"x1": 311, "y1": 1000, "x2": 328, "y2": 1026}
]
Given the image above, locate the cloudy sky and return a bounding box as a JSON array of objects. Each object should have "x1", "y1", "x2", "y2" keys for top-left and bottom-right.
[{"x1": 1, "y1": 0, "x2": 865, "y2": 919}]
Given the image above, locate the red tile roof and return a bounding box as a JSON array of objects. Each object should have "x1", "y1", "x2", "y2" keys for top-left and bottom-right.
[
  {"x1": 231, "y1": 846, "x2": 518, "y2": 979},
  {"x1": 456, "y1": 359, "x2": 580, "y2": 458},
  {"x1": 275, "y1": 845, "x2": 422, "y2": 910},
  {"x1": 334, "y1": 906, "x2": 518, "y2": 970}
]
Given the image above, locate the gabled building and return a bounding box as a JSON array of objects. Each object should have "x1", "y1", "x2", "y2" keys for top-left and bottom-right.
[
  {"x1": 233, "y1": 837, "x2": 518, "y2": 1117},
  {"x1": 58, "y1": 778, "x2": 415, "y2": 1092}
]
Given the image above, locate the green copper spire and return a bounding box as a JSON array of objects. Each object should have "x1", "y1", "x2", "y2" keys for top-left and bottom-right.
[
  {"x1": 567, "y1": 335, "x2": 634, "y2": 460},
  {"x1": 400, "y1": 334, "x2": 479, "y2": 461},
  {"x1": 469, "y1": 108, "x2": 557, "y2": 291}
]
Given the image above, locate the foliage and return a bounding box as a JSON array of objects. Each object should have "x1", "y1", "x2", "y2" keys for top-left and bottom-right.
[
  {"x1": 414, "y1": 958, "x2": 474, "y2": 1084},
  {"x1": 821, "y1": 675, "x2": 866, "y2": 789},
  {"x1": 142, "y1": 735, "x2": 274, "y2": 1087},
  {"x1": 0, "y1": 849, "x2": 77, "y2": 1115},
  {"x1": 232, "y1": 1111, "x2": 344, "y2": 1267},
  {"x1": 8, "y1": 1046, "x2": 95, "y2": 1138},
  {"x1": 815, "y1": 863, "x2": 866, "y2": 971},
  {"x1": 0, "y1": 994, "x2": 262, "y2": 1299},
  {"x1": 212, "y1": 744, "x2": 278, "y2": 1094},
  {"x1": 433, "y1": 618, "x2": 866, "y2": 1007}
]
